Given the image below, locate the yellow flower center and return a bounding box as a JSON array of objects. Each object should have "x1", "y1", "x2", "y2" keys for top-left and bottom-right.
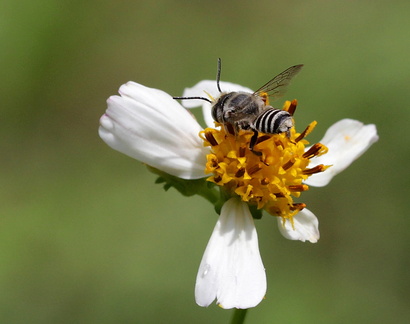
[{"x1": 200, "y1": 100, "x2": 330, "y2": 223}]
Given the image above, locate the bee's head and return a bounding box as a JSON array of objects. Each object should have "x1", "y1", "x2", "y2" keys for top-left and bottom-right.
[{"x1": 211, "y1": 92, "x2": 233, "y2": 123}]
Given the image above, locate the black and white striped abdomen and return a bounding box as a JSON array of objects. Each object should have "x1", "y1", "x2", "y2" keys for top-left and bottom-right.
[{"x1": 253, "y1": 108, "x2": 293, "y2": 134}]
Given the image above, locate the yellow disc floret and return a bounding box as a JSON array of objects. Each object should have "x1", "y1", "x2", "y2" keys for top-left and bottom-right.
[{"x1": 200, "y1": 100, "x2": 329, "y2": 223}]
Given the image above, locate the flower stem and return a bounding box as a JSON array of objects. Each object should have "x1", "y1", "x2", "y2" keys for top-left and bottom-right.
[{"x1": 230, "y1": 309, "x2": 247, "y2": 324}]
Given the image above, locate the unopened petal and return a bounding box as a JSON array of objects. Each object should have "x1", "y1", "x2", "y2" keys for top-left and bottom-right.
[
  {"x1": 195, "y1": 198, "x2": 266, "y2": 309},
  {"x1": 180, "y1": 80, "x2": 254, "y2": 128},
  {"x1": 99, "y1": 82, "x2": 209, "y2": 179},
  {"x1": 304, "y1": 119, "x2": 378, "y2": 187},
  {"x1": 277, "y1": 209, "x2": 320, "y2": 243}
]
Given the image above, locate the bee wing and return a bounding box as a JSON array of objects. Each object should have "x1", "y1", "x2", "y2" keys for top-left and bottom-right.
[{"x1": 253, "y1": 64, "x2": 303, "y2": 99}]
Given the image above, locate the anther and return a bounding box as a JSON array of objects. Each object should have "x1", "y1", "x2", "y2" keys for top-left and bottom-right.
[
  {"x1": 295, "y1": 121, "x2": 317, "y2": 142},
  {"x1": 303, "y1": 143, "x2": 327, "y2": 159},
  {"x1": 226, "y1": 123, "x2": 236, "y2": 135},
  {"x1": 303, "y1": 164, "x2": 328, "y2": 175},
  {"x1": 282, "y1": 160, "x2": 295, "y2": 171},
  {"x1": 287, "y1": 99, "x2": 298, "y2": 116},
  {"x1": 213, "y1": 175, "x2": 222, "y2": 183},
  {"x1": 210, "y1": 159, "x2": 218, "y2": 168},
  {"x1": 235, "y1": 168, "x2": 246, "y2": 178},
  {"x1": 205, "y1": 131, "x2": 218, "y2": 146},
  {"x1": 288, "y1": 184, "x2": 309, "y2": 192},
  {"x1": 261, "y1": 177, "x2": 270, "y2": 185},
  {"x1": 274, "y1": 139, "x2": 284, "y2": 149},
  {"x1": 239, "y1": 146, "x2": 246, "y2": 158},
  {"x1": 290, "y1": 203, "x2": 306, "y2": 211},
  {"x1": 247, "y1": 164, "x2": 262, "y2": 175}
]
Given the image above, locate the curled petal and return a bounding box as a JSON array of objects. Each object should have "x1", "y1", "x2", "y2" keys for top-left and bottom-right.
[
  {"x1": 195, "y1": 198, "x2": 266, "y2": 309},
  {"x1": 304, "y1": 119, "x2": 379, "y2": 187},
  {"x1": 99, "y1": 82, "x2": 209, "y2": 179},
  {"x1": 180, "y1": 80, "x2": 254, "y2": 128},
  {"x1": 277, "y1": 208, "x2": 320, "y2": 243}
]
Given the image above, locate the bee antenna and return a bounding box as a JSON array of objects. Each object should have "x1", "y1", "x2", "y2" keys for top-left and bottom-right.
[
  {"x1": 216, "y1": 58, "x2": 222, "y2": 93},
  {"x1": 173, "y1": 96, "x2": 212, "y2": 104}
]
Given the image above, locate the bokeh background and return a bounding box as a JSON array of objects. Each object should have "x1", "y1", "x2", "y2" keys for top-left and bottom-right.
[{"x1": 2, "y1": 0, "x2": 409, "y2": 323}]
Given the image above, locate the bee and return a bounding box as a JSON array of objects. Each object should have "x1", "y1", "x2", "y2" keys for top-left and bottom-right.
[{"x1": 173, "y1": 59, "x2": 303, "y2": 154}]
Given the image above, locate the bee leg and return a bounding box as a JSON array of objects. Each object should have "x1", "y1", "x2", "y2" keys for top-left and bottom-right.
[
  {"x1": 224, "y1": 122, "x2": 236, "y2": 136},
  {"x1": 285, "y1": 129, "x2": 297, "y2": 144},
  {"x1": 250, "y1": 130, "x2": 262, "y2": 156}
]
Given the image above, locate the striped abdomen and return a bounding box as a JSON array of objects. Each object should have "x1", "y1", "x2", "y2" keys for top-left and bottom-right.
[{"x1": 252, "y1": 108, "x2": 293, "y2": 134}]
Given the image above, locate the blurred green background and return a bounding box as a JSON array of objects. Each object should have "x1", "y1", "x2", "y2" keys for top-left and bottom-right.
[{"x1": 1, "y1": 0, "x2": 409, "y2": 323}]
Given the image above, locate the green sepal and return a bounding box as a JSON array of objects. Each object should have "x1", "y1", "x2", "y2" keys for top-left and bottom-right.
[
  {"x1": 147, "y1": 166, "x2": 220, "y2": 205},
  {"x1": 249, "y1": 204, "x2": 263, "y2": 220}
]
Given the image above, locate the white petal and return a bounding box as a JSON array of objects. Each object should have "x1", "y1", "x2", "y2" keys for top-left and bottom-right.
[
  {"x1": 304, "y1": 119, "x2": 379, "y2": 187},
  {"x1": 195, "y1": 198, "x2": 266, "y2": 309},
  {"x1": 179, "y1": 80, "x2": 254, "y2": 128},
  {"x1": 277, "y1": 208, "x2": 320, "y2": 243},
  {"x1": 99, "y1": 82, "x2": 209, "y2": 179}
]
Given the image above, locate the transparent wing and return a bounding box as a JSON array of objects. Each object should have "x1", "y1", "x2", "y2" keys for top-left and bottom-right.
[{"x1": 253, "y1": 64, "x2": 303, "y2": 99}]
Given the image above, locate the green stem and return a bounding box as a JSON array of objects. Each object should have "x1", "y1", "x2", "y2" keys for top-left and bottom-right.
[{"x1": 230, "y1": 309, "x2": 248, "y2": 324}]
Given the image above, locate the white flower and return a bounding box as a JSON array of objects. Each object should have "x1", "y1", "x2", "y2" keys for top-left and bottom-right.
[
  {"x1": 181, "y1": 80, "x2": 378, "y2": 246},
  {"x1": 99, "y1": 80, "x2": 378, "y2": 309}
]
